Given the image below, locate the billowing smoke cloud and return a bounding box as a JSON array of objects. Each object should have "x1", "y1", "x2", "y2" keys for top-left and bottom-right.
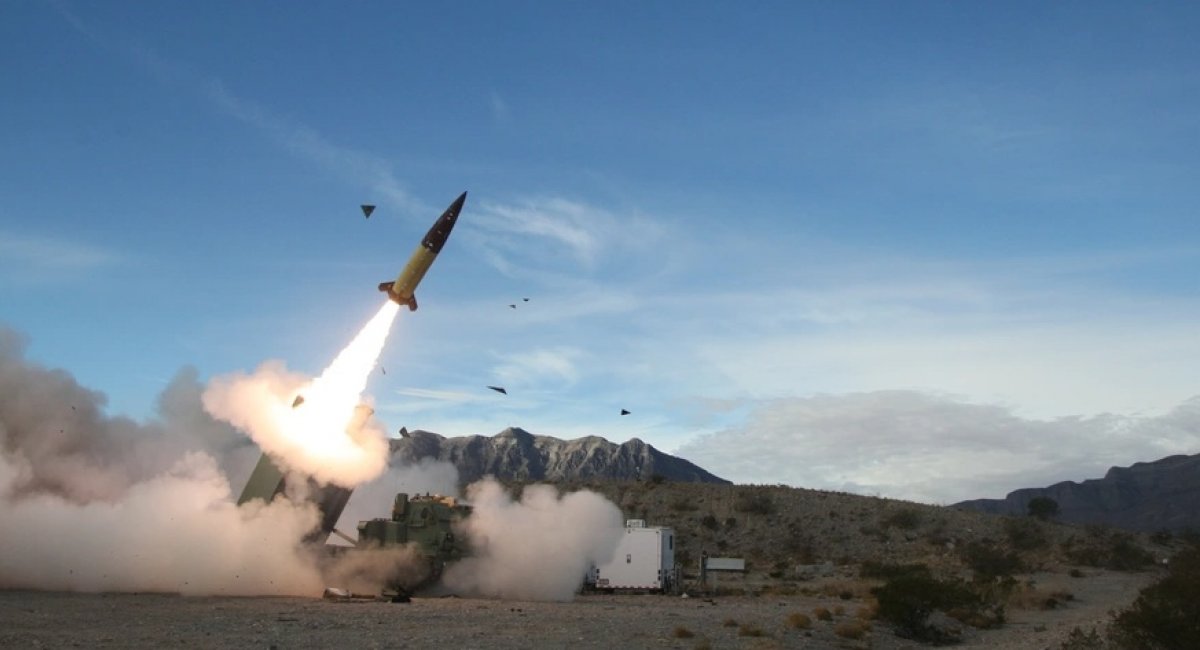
[
  {"x1": 0, "y1": 327, "x2": 253, "y2": 502},
  {"x1": 0, "y1": 451, "x2": 324, "y2": 595},
  {"x1": 442, "y1": 479, "x2": 624, "y2": 601},
  {"x1": 0, "y1": 323, "x2": 409, "y2": 596}
]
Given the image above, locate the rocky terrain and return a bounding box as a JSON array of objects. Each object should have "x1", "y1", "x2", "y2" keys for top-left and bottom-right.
[
  {"x1": 388, "y1": 427, "x2": 729, "y2": 485},
  {"x1": 955, "y1": 453, "x2": 1200, "y2": 533},
  {"x1": 550, "y1": 480, "x2": 1175, "y2": 585}
]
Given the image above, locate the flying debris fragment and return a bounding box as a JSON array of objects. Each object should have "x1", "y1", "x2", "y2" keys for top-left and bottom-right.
[
  {"x1": 523, "y1": 298, "x2": 530, "y2": 302},
  {"x1": 620, "y1": 409, "x2": 630, "y2": 416},
  {"x1": 378, "y1": 192, "x2": 467, "y2": 311},
  {"x1": 509, "y1": 304, "x2": 517, "y2": 309},
  {"x1": 487, "y1": 385, "x2": 508, "y2": 395},
  {"x1": 380, "y1": 366, "x2": 387, "y2": 375},
  {"x1": 361, "y1": 204, "x2": 376, "y2": 219},
  {"x1": 292, "y1": 395, "x2": 306, "y2": 408}
]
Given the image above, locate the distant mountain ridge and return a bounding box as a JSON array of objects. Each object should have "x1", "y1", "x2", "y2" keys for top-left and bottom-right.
[
  {"x1": 954, "y1": 453, "x2": 1200, "y2": 532},
  {"x1": 387, "y1": 427, "x2": 730, "y2": 485}
]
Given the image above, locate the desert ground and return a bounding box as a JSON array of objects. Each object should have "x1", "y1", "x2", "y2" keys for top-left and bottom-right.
[{"x1": 0, "y1": 569, "x2": 1154, "y2": 649}]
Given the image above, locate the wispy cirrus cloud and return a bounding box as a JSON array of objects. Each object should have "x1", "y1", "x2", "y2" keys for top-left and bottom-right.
[
  {"x1": 203, "y1": 81, "x2": 421, "y2": 215},
  {"x1": 0, "y1": 231, "x2": 122, "y2": 282},
  {"x1": 50, "y1": 4, "x2": 421, "y2": 217},
  {"x1": 491, "y1": 347, "x2": 583, "y2": 389},
  {"x1": 391, "y1": 387, "x2": 482, "y2": 403}
]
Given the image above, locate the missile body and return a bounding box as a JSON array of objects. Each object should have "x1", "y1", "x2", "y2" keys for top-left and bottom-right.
[{"x1": 378, "y1": 192, "x2": 466, "y2": 310}]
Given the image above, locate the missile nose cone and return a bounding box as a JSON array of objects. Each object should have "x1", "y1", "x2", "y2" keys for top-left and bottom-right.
[{"x1": 422, "y1": 191, "x2": 468, "y2": 253}]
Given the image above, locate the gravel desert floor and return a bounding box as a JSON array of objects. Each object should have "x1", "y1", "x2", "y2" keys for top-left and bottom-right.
[{"x1": 0, "y1": 570, "x2": 1154, "y2": 649}]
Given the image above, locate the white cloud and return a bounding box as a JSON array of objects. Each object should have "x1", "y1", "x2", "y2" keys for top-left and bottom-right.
[{"x1": 677, "y1": 391, "x2": 1200, "y2": 505}]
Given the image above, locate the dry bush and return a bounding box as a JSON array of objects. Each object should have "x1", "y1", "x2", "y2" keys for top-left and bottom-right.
[
  {"x1": 820, "y1": 580, "x2": 873, "y2": 599},
  {"x1": 760, "y1": 583, "x2": 799, "y2": 596},
  {"x1": 833, "y1": 604, "x2": 845, "y2": 616},
  {"x1": 1007, "y1": 583, "x2": 1076, "y2": 611},
  {"x1": 834, "y1": 620, "x2": 870, "y2": 639},
  {"x1": 672, "y1": 626, "x2": 695, "y2": 638},
  {"x1": 856, "y1": 599, "x2": 879, "y2": 620},
  {"x1": 722, "y1": 618, "x2": 738, "y2": 627},
  {"x1": 813, "y1": 606, "x2": 833, "y2": 621},
  {"x1": 947, "y1": 606, "x2": 1005, "y2": 630},
  {"x1": 693, "y1": 640, "x2": 712, "y2": 650},
  {"x1": 785, "y1": 612, "x2": 812, "y2": 629},
  {"x1": 882, "y1": 508, "x2": 922, "y2": 530},
  {"x1": 737, "y1": 623, "x2": 767, "y2": 637}
]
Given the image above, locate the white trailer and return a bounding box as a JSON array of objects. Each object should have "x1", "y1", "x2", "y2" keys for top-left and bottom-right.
[{"x1": 589, "y1": 519, "x2": 675, "y2": 592}]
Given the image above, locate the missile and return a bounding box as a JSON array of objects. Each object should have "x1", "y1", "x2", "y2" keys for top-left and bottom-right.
[{"x1": 378, "y1": 191, "x2": 467, "y2": 310}]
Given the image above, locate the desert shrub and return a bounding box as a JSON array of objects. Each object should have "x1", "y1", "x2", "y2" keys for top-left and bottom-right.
[
  {"x1": 647, "y1": 473, "x2": 666, "y2": 485},
  {"x1": 700, "y1": 514, "x2": 719, "y2": 530},
  {"x1": 1150, "y1": 529, "x2": 1174, "y2": 545},
  {"x1": 724, "y1": 517, "x2": 737, "y2": 529},
  {"x1": 1064, "y1": 544, "x2": 1106, "y2": 567},
  {"x1": 672, "y1": 626, "x2": 694, "y2": 638},
  {"x1": 670, "y1": 498, "x2": 697, "y2": 512},
  {"x1": 1110, "y1": 545, "x2": 1200, "y2": 649},
  {"x1": 961, "y1": 542, "x2": 1022, "y2": 580},
  {"x1": 1027, "y1": 496, "x2": 1060, "y2": 520},
  {"x1": 856, "y1": 600, "x2": 879, "y2": 620},
  {"x1": 737, "y1": 623, "x2": 766, "y2": 637},
  {"x1": 860, "y1": 561, "x2": 931, "y2": 580},
  {"x1": 871, "y1": 573, "x2": 981, "y2": 643},
  {"x1": 1005, "y1": 517, "x2": 1049, "y2": 550},
  {"x1": 833, "y1": 604, "x2": 845, "y2": 616},
  {"x1": 813, "y1": 606, "x2": 833, "y2": 621},
  {"x1": 1106, "y1": 535, "x2": 1154, "y2": 571},
  {"x1": 760, "y1": 583, "x2": 798, "y2": 596},
  {"x1": 1068, "y1": 568, "x2": 1085, "y2": 578},
  {"x1": 722, "y1": 618, "x2": 738, "y2": 627},
  {"x1": 834, "y1": 620, "x2": 869, "y2": 639},
  {"x1": 735, "y1": 492, "x2": 775, "y2": 515},
  {"x1": 1058, "y1": 626, "x2": 1105, "y2": 649},
  {"x1": 785, "y1": 612, "x2": 812, "y2": 629},
  {"x1": 882, "y1": 508, "x2": 922, "y2": 530}
]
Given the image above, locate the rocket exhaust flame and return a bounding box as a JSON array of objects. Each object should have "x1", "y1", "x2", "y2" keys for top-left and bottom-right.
[{"x1": 203, "y1": 301, "x2": 400, "y2": 488}]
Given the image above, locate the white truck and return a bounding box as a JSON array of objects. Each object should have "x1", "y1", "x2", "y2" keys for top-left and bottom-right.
[{"x1": 588, "y1": 519, "x2": 676, "y2": 592}]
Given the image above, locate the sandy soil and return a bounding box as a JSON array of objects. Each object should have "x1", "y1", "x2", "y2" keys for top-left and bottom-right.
[{"x1": 0, "y1": 570, "x2": 1154, "y2": 649}]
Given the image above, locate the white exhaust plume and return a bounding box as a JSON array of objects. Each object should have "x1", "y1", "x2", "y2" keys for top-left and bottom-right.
[
  {"x1": 0, "y1": 451, "x2": 325, "y2": 595},
  {"x1": 442, "y1": 478, "x2": 625, "y2": 601},
  {"x1": 0, "y1": 319, "x2": 418, "y2": 596},
  {"x1": 202, "y1": 301, "x2": 399, "y2": 487}
]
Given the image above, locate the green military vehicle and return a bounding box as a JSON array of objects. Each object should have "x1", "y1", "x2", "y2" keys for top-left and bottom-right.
[{"x1": 356, "y1": 492, "x2": 473, "y2": 599}]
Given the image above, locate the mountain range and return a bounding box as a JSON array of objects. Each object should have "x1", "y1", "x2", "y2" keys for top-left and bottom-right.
[
  {"x1": 387, "y1": 426, "x2": 729, "y2": 486},
  {"x1": 954, "y1": 453, "x2": 1200, "y2": 532}
]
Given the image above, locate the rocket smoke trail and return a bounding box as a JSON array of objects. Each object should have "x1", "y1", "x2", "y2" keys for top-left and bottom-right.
[{"x1": 203, "y1": 301, "x2": 400, "y2": 488}]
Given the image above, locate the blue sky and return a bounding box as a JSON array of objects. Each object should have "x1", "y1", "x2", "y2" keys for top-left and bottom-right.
[{"x1": 3, "y1": 1, "x2": 1199, "y2": 503}]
